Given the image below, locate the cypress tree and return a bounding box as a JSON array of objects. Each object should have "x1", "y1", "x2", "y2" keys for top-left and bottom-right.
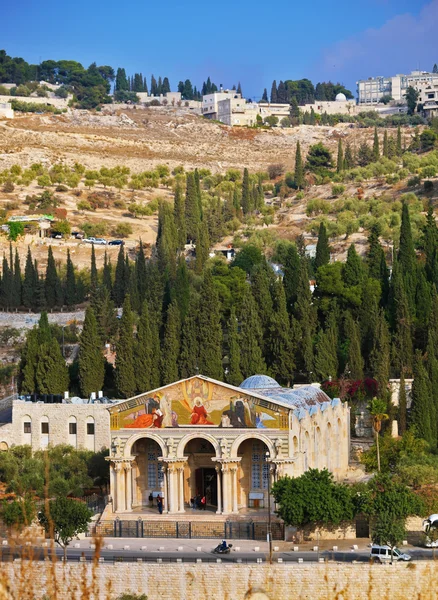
[
  {"x1": 185, "y1": 172, "x2": 200, "y2": 242},
  {"x1": 195, "y1": 221, "x2": 210, "y2": 275},
  {"x1": 270, "y1": 80, "x2": 277, "y2": 103},
  {"x1": 35, "y1": 271, "x2": 46, "y2": 312},
  {"x1": 64, "y1": 249, "x2": 76, "y2": 307},
  {"x1": 370, "y1": 309, "x2": 390, "y2": 392},
  {"x1": 392, "y1": 265, "x2": 413, "y2": 376},
  {"x1": 36, "y1": 337, "x2": 69, "y2": 394},
  {"x1": 20, "y1": 329, "x2": 39, "y2": 393},
  {"x1": 383, "y1": 130, "x2": 389, "y2": 157},
  {"x1": 367, "y1": 225, "x2": 389, "y2": 301},
  {"x1": 343, "y1": 244, "x2": 364, "y2": 287},
  {"x1": 239, "y1": 285, "x2": 266, "y2": 378},
  {"x1": 227, "y1": 305, "x2": 243, "y2": 386},
  {"x1": 314, "y1": 222, "x2": 330, "y2": 270},
  {"x1": 336, "y1": 140, "x2": 344, "y2": 173},
  {"x1": 283, "y1": 243, "x2": 300, "y2": 313},
  {"x1": 179, "y1": 296, "x2": 200, "y2": 379},
  {"x1": 233, "y1": 183, "x2": 240, "y2": 214},
  {"x1": 112, "y1": 245, "x2": 127, "y2": 307},
  {"x1": 423, "y1": 203, "x2": 438, "y2": 285},
  {"x1": 161, "y1": 300, "x2": 181, "y2": 385},
  {"x1": 135, "y1": 241, "x2": 147, "y2": 302},
  {"x1": 372, "y1": 127, "x2": 380, "y2": 161},
  {"x1": 344, "y1": 143, "x2": 354, "y2": 169},
  {"x1": 45, "y1": 246, "x2": 61, "y2": 308},
  {"x1": 396, "y1": 125, "x2": 403, "y2": 156},
  {"x1": 11, "y1": 249, "x2": 21, "y2": 308},
  {"x1": 197, "y1": 270, "x2": 223, "y2": 379},
  {"x1": 0, "y1": 255, "x2": 10, "y2": 308},
  {"x1": 115, "y1": 295, "x2": 136, "y2": 398},
  {"x1": 267, "y1": 279, "x2": 294, "y2": 384},
  {"x1": 428, "y1": 289, "x2": 438, "y2": 352},
  {"x1": 194, "y1": 168, "x2": 203, "y2": 221},
  {"x1": 410, "y1": 351, "x2": 433, "y2": 446},
  {"x1": 241, "y1": 168, "x2": 251, "y2": 214},
  {"x1": 426, "y1": 338, "x2": 438, "y2": 445},
  {"x1": 315, "y1": 309, "x2": 339, "y2": 381},
  {"x1": 251, "y1": 265, "x2": 273, "y2": 349},
  {"x1": 93, "y1": 287, "x2": 117, "y2": 345},
  {"x1": 102, "y1": 251, "x2": 112, "y2": 295},
  {"x1": 398, "y1": 202, "x2": 417, "y2": 314},
  {"x1": 135, "y1": 301, "x2": 153, "y2": 392},
  {"x1": 294, "y1": 141, "x2": 305, "y2": 189},
  {"x1": 157, "y1": 200, "x2": 178, "y2": 276},
  {"x1": 262, "y1": 88, "x2": 268, "y2": 103},
  {"x1": 22, "y1": 247, "x2": 37, "y2": 310},
  {"x1": 173, "y1": 257, "x2": 190, "y2": 323},
  {"x1": 294, "y1": 259, "x2": 316, "y2": 375},
  {"x1": 344, "y1": 311, "x2": 364, "y2": 379},
  {"x1": 78, "y1": 306, "x2": 105, "y2": 397},
  {"x1": 173, "y1": 183, "x2": 186, "y2": 250},
  {"x1": 90, "y1": 245, "x2": 98, "y2": 294},
  {"x1": 37, "y1": 311, "x2": 52, "y2": 345},
  {"x1": 415, "y1": 268, "x2": 432, "y2": 349},
  {"x1": 398, "y1": 371, "x2": 407, "y2": 435}
]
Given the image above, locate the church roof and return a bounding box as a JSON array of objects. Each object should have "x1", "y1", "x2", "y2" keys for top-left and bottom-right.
[
  {"x1": 240, "y1": 375, "x2": 281, "y2": 390},
  {"x1": 239, "y1": 377, "x2": 332, "y2": 411}
]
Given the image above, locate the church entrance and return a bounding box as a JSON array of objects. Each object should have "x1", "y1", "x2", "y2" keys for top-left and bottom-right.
[{"x1": 195, "y1": 467, "x2": 217, "y2": 507}]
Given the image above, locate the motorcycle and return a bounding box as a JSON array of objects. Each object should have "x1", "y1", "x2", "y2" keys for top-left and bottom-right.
[{"x1": 212, "y1": 543, "x2": 233, "y2": 554}]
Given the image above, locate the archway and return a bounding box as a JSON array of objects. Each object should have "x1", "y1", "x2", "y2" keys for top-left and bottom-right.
[
  {"x1": 131, "y1": 437, "x2": 164, "y2": 508},
  {"x1": 237, "y1": 437, "x2": 270, "y2": 510},
  {"x1": 183, "y1": 438, "x2": 217, "y2": 509}
]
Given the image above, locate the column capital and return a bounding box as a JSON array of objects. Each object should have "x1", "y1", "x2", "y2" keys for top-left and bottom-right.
[
  {"x1": 159, "y1": 457, "x2": 187, "y2": 472},
  {"x1": 213, "y1": 458, "x2": 241, "y2": 472}
]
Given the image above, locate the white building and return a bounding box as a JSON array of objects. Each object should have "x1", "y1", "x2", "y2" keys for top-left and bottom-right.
[
  {"x1": 357, "y1": 71, "x2": 438, "y2": 105},
  {"x1": 300, "y1": 93, "x2": 358, "y2": 116},
  {"x1": 202, "y1": 90, "x2": 243, "y2": 119}
]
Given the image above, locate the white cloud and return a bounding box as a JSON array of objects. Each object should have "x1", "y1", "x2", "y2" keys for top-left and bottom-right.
[{"x1": 314, "y1": 0, "x2": 438, "y2": 87}]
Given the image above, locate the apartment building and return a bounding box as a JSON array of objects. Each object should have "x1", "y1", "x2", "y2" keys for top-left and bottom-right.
[
  {"x1": 416, "y1": 79, "x2": 438, "y2": 118},
  {"x1": 202, "y1": 90, "x2": 243, "y2": 119},
  {"x1": 216, "y1": 97, "x2": 290, "y2": 126},
  {"x1": 357, "y1": 71, "x2": 438, "y2": 105}
]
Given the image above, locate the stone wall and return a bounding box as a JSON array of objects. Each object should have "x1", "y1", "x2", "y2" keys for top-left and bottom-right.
[
  {"x1": 0, "y1": 561, "x2": 436, "y2": 600},
  {"x1": 0, "y1": 95, "x2": 69, "y2": 109}
]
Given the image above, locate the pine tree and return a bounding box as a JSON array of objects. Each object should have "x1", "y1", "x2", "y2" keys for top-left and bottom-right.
[
  {"x1": 185, "y1": 172, "x2": 200, "y2": 241},
  {"x1": 64, "y1": 249, "x2": 76, "y2": 307},
  {"x1": 241, "y1": 168, "x2": 251, "y2": 214},
  {"x1": 226, "y1": 305, "x2": 243, "y2": 386},
  {"x1": 267, "y1": 280, "x2": 294, "y2": 384},
  {"x1": 197, "y1": 270, "x2": 223, "y2": 379},
  {"x1": 314, "y1": 222, "x2": 330, "y2": 270},
  {"x1": 396, "y1": 125, "x2": 403, "y2": 157},
  {"x1": 343, "y1": 244, "x2": 364, "y2": 287},
  {"x1": 36, "y1": 338, "x2": 69, "y2": 394},
  {"x1": 315, "y1": 309, "x2": 339, "y2": 381},
  {"x1": 22, "y1": 247, "x2": 37, "y2": 310},
  {"x1": 383, "y1": 130, "x2": 389, "y2": 157},
  {"x1": 173, "y1": 183, "x2": 186, "y2": 250},
  {"x1": 239, "y1": 285, "x2": 266, "y2": 378},
  {"x1": 270, "y1": 80, "x2": 277, "y2": 103},
  {"x1": 372, "y1": 127, "x2": 380, "y2": 161},
  {"x1": 410, "y1": 351, "x2": 434, "y2": 445},
  {"x1": 161, "y1": 300, "x2": 181, "y2": 385},
  {"x1": 398, "y1": 371, "x2": 407, "y2": 435},
  {"x1": 45, "y1": 246, "x2": 61, "y2": 308},
  {"x1": 343, "y1": 143, "x2": 354, "y2": 169},
  {"x1": 79, "y1": 306, "x2": 105, "y2": 397},
  {"x1": 343, "y1": 311, "x2": 363, "y2": 379},
  {"x1": 134, "y1": 301, "x2": 153, "y2": 392},
  {"x1": 294, "y1": 141, "x2": 305, "y2": 189},
  {"x1": 336, "y1": 140, "x2": 344, "y2": 173},
  {"x1": 112, "y1": 245, "x2": 127, "y2": 307},
  {"x1": 115, "y1": 295, "x2": 136, "y2": 398}
]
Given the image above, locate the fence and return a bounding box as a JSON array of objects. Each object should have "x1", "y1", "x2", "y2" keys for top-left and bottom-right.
[{"x1": 93, "y1": 519, "x2": 284, "y2": 541}]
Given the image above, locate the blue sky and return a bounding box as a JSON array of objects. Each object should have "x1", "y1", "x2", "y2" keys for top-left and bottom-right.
[{"x1": 2, "y1": 0, "x2": 437, "y2": 99}]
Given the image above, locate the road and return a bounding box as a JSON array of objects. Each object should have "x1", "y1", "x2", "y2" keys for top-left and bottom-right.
[{"x1": 1, "y1": 538, "x2": 436, "y2": 564}]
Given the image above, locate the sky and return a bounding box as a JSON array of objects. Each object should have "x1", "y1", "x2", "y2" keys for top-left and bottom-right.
[{"x1": 2, "y1": 0, "x2": 437, "y2": 99}]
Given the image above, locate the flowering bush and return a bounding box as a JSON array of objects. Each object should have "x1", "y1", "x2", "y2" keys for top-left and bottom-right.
[{"x1": 321, "y1": 378, "x2": 378, "y2": 402}]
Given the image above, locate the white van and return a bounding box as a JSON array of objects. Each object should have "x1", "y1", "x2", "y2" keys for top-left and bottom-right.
[{"x1": 370, "y1": 545, "x2": 411, "y2": 563}]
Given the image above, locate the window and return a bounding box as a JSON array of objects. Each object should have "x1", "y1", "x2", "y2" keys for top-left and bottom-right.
[
  {"x1": 23, "y1": 422, "x2": 31, "y2": 434},
  {"x1": 69, "y1": 422, "x2": 77, "y2": 435},
  {"x1": 251, "y1": 442, "x2": 268, "y2": 490},
  {"x1": 87, "y1": 423, "x2": 95, "y2": 435},
  {"x1": 41, "y1": 422, "x2": 49, "y2": 434}
]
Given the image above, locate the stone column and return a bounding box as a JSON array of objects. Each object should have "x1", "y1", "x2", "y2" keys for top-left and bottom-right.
[
  {"x1": 109, "y1": 462, "x2": 116, "y2": 513},
  {"x1": 219, "y1": 459, "x2": 241, "y2": 515},
  {"x1": 167, "y1": 464, "x2": 178, "y2": 514},
  {"x1": 162, "y1": 465, "x2": 168, "y2": 514},
  {"x1": 215, "y1": 465, "x2": 222, "y2": 515},
  {"x1": 221, "y1": 464, "x2": 231, "y2": 515},
  {"x1": 125, "y1": 462, "x2": 132, "y2": 512},
  {"x1": 131, "y1": 463, "x2": 137, "y2": 508},
  {"x1": 178, "y1": 466, "x2": 185, "y2": 513},
  {"x1": 231, "y1": 466, "x2": 238, "y2": 514},
  {"x1": 115, "y1": 463, "x2": 125, "y2": 512}
]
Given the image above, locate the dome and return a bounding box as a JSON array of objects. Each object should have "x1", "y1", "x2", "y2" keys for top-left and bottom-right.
[
  {"x1": 239, "y1": 375, "x2": 281, "y2": 390},
  {"x1": 335, "y1": 92, "x2": 347, "y2": 102}
]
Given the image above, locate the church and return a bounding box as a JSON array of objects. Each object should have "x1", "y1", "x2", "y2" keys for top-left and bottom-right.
[{"x1": 106, "y1": 374, "x2": 350, "y2": 515}]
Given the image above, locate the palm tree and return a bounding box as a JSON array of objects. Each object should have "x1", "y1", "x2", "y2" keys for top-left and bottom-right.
[{"x1": 368, "y1": 397, "x2": 389, "y2": 472}]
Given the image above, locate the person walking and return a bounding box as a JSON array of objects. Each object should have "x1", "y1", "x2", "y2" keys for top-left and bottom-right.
[
  {"x1": 157, "y1": 496, "x2": 163, "y2": 514},
  {"x1": 149, "y1": 492, "x2": 153, "y2": 508},
  {"x1": 200, "y1": 495, "x2": 206, "y2": 510}
]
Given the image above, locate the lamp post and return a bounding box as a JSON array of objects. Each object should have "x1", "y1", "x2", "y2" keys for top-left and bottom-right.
[{"x1": 266, "y1": 451, "x2": 273, "y2": 564}]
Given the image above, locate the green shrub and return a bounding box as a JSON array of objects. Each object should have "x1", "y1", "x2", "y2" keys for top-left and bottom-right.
[
  {"x1": 331, "y1": 184, "x2": 345, "y2": 197},
  {"x1": 407, "y1": 175, "x2": 421, "y2": 187},
  {"x1": 424, "y1": 180, "x2": 434, "y2": 193},
  {"x1": 112, "y1": 223, "x2": 133, "y2": 238}
]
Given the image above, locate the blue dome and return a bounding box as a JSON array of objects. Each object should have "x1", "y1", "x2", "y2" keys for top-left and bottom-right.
[{"x1": 240, "y1": 375, "x2": 281, "y2": 390}]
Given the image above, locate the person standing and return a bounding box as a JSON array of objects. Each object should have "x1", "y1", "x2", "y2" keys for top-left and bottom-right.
[
  {"x1": 157, "y1": 496, "x2": 163, "y2": 514},
  {"x1": 149, "y1": 492, "x2": 153, "y2": 508},
  {"x1": 201, "y1": 495, "x2": 206, "y2": 510}
]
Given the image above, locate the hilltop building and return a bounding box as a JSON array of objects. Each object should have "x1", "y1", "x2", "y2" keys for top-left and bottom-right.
[
  {"x1": 357, "y1": 70, "x2": 438, "y2": 105},
  {"x1": 106, "y1": 374, "x2": 350, "y2": 515}
]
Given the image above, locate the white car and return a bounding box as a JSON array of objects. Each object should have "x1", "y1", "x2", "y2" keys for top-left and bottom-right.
[
  {"x1": 370, "y1": 545, "x2": 411, "y2": 563},
  {"x1": 93, "y1": 238, "x2": 107, "y2": 245},
  {"x1": 83, "y1": 237, "x2": 95, "y2": 244}
]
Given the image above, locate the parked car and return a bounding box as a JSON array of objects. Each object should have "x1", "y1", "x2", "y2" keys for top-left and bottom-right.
[
  {"x1": 108, "y1": 239, "x2": 125, "y2": 246},
  {"x1": 370, "y1": 545, "x2": 411, "y2": 563},
  {"x1": 72, "y1": 231, "x2": 84, "y2": 239},
  {"x1": 83, "y1": 237, "x2": 96, "y2": 244},
  {"x1": 93, "y1": 238, "x2": 107, "y2": 245},
  {"x1": 50, "y1": 232, "x2": 63, "y2": 239}
]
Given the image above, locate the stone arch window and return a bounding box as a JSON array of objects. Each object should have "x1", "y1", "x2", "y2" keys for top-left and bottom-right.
[
  {"x1": 85, "y1": 416, "x2": 95, "y2": 451},
  {"x1": 251, "y1": 441, "x2": 269, "y2": 490},
  {"x1": 68, "y1": 416, "x2": 77, "y2": 448},
  {"x1": 293, "y1": 436, "x2": 299, "y2": 455},
  {"x1": 315, "y1": 426, "x2": 321, "y2": 469},
  {"x1": 304, "y1": 431, "x2": 310, "y2": 471},
  {"x1": 22, "y1": 415, "x2": 32, "y2": 445},
  {"x1": 40, "y1": 416, "x2": 49, "y2": 448},
  {"x1": 146, "y1": 440, "x2": 164, "y2": 489}
]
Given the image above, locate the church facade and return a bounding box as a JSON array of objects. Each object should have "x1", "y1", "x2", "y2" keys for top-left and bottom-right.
[{"x1": 106, "y1": 375, "x2": 350, "y2": 515}]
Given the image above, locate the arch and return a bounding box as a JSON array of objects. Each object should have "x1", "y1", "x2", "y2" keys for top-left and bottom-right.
[
  {"x1": 177, "y1": 432, "x2": 221, "y2": 458},
  {"x1": 230, "y1": 432, "x2": 276, "y2": 459},
  {"x1": 303, "y1": 431, "x2": 310, "y2": 471},
  {"x1": 123, "y1": 432, "x2": 168, "y2": 458},
  {"x1": 0, "y1": 441, "x2": 9, "y2": 450}
]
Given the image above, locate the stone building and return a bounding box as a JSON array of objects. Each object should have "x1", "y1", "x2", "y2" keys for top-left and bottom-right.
[
  {"x1": 0, "y1": 395, "x2": 112, "y2": 451},
  {"x1": 106, "y1": 375, "x2": 350, "y2": 515}
]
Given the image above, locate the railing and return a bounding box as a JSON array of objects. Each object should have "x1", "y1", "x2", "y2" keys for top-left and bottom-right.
[{"x1": 92, "y1": 520, "x2": 284, "y2": 541}]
